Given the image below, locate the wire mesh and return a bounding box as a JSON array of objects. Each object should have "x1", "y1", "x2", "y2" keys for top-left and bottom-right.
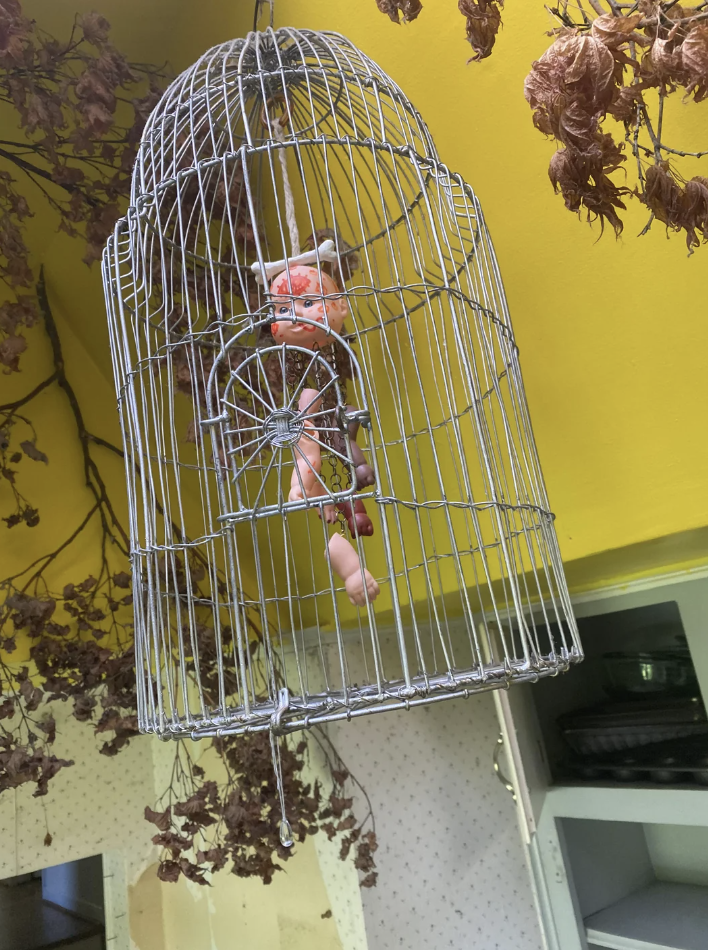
[{"x1": 102, "y1": 27, "x2": 582, "y2": 741}]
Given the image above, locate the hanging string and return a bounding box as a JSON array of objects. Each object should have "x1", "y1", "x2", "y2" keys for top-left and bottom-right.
[
  {"x1": 271, "y1": 113, "x2": 301, "y2": 258},
  {"x1": 252, "y1": 0, "x2": 274, "y2": 31}
]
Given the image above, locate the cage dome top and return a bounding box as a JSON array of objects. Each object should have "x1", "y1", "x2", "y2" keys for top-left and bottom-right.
[{"x1": 133, "y1": 27, "x2": 439, "y2": 203}]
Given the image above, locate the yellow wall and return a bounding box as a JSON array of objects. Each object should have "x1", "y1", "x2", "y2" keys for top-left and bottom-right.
[
  {"x1": 215, "y1": 0, "x2": 707, "y2": 576},
  {"x1": 11, "y1": 0, "x2": 706, "y2": 588},
  {"x1": 133, "y1": 837, "x2": 343, "y2": 950}
]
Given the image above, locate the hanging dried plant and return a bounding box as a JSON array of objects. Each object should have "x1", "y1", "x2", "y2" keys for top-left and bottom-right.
[{"x1": 524, "y1": 2, "x2": 708, "y2": 249}]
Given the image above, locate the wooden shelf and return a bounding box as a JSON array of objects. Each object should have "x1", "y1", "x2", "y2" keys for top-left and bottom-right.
[{"x1": 585, "y1": 881, "x2": 708, "y2": 950}]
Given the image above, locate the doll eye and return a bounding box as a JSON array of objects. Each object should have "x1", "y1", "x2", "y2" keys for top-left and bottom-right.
[
  {"x1": 278, "y1": 305, "x2": 290, "y2": 314},
  {"x1": 303, "y1": 298, "x2": 314, "y2": 308}
]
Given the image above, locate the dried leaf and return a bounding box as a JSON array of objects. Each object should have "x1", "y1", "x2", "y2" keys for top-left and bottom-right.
[
  {"x1": 20, "y1": 440, "x2": 48, "y2": 464},
  {"x1": 23, "y1": 506, "x2": 39, "y2": 527},
  {"x1": 607, "y1": 83, "x2": 646, "y2": 122},
  {"x1": 641, "y1": 162, "x2": 684, "y2": 227},
  {"x1": 44, "y1": 832, "x2": 53, "y2": 847},
  {"x1": 0, "y1": 333, "x2": 27, "y2": 372},
  {"x1": 144, "y1": 805, "x2": 172, "y2": 832},
  {"x1": 525, "y1": 30, "x2": 616, "y2": 149},
  {"x1": 682, "y1": 24, "x2": 708, "y2": 102},
  {"x1": 38, "y1": 715, "x2": 56, "y2": 744},
  {"x1": 640, "y1": 164, "x2": 708, "y2": 251},
  {"x1": 647, "y1": 34, "x2": 686, "y2": 87},
  {"x1": 157, "y1": 860, "x2": 181, "y2": 883},
  {"x1": 459, "y1": 0, "x2": 503, "y2": 63},
  {"x1": 548, "y1": 135, "x2": 628, "y2": 235},
  {"x1": 375, "y1": 0, "x2": 422, "y2": 24},
  {"x1": 78, "y1": 12, "x2": 111, "y2": 47},
  {"x1": 72, "y1": 694, "x2": 97, "y2": 722},
  {"x1": 591, "y1": 14, "x2": 643, "y2": 50}
]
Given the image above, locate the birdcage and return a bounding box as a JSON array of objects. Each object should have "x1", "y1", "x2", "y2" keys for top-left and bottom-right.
[{"x1": 102, "y1": 26, "x2": 582, "y2": 746}]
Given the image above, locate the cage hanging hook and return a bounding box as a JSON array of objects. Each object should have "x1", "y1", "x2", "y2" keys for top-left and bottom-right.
[
  {"x1": 270, "y1": 689, "x2": 293, "y2": 849},
  {"x1": 252, "y1": 0, "x2": 274, "y2": 31}
]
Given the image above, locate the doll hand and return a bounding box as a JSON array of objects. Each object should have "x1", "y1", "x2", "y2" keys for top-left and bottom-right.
[
  {"x1": 337, "y1": 500, "x2": 374, "y2": 537},
  {"x1": 322, "y1": 503, "x2": 338, "y2": 524},
  {"x1": 344, "y1": 568, "x2": 380, "y2": 607}
]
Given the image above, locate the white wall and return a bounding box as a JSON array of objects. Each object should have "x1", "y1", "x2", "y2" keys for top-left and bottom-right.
[
  {"x1": 0, "y1": 682, "x2": 544, "y2": 950},
  {"x1": 328, "y1": 691, "x2": 544, "y2": 950},
  {"x1": 645, "y1": 824, "x2": 708, "y2": 888},
  {"x1": 0, "y1": 705, "x2": 158, "y2": 949},
  {"x1": 0, "y1": 699, "x2": 363, "y2": 950}
]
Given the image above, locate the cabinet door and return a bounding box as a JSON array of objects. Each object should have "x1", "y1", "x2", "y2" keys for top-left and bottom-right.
[{"x1": 506, "y1": 572, "x2": 708, "y2": 950}]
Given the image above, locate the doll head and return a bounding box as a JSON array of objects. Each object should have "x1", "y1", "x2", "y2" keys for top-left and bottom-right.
[{"x1": 269, "y1": 264, "x2": 348, "y2": 350}]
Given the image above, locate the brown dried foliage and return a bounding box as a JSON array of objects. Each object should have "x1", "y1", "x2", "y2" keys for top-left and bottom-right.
[
  {"x1": 375, "y1": 0, "x2": 423, "y2": 24},
  {"x1": 145, "y1": 737, "x2": 377, "y2": 888},
  {"x1": 0, "y1": 4, "x2": 376, "y2": 889},
  {"x1": 524, "y1": 4, "x2": 708, "y2": 247},
  {"x1": 458, "y1": 0, "x2": 504, "y2": 62},
  {"x1": 0, "y1": 2, "x2": 163, "y2": 374}
]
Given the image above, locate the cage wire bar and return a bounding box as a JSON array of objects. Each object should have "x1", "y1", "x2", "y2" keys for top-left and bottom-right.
[{"x1": 102, "y1": 27, "x2": 582, "y2": 743}]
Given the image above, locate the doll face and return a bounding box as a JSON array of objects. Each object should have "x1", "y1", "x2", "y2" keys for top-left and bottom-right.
[{"x1": 269, "y1": 265, "x2": 348, "y2": 349}]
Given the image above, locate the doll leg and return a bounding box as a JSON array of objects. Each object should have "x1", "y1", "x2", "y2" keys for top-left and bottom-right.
[{"x1": 327, "y1": 531, "x2": 380, "y2": 606}]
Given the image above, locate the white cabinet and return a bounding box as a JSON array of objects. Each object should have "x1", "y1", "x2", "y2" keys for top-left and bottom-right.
[{"x1": 499, "y1": 572, "x2": 708, "y2": 950}]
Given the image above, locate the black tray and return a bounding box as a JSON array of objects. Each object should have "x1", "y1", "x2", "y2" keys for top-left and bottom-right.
[{"x1": 567, "y1": 733, "x2": 708, "y2": 786}]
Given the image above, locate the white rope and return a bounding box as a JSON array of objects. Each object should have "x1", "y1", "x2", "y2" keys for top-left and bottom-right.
[
  {"x1": 252, "y1": 109, "x2": 341, "y2": 285},
  {"x1": 271, "y1": 115, "x2": 300, "y2": 258}
]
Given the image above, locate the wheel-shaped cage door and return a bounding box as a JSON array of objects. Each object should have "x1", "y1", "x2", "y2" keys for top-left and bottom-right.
[{"x1": 202, "y1": 328, "x2": 365, "y2": 524}]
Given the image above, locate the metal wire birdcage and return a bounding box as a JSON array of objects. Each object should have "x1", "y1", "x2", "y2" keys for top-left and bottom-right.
[{"x1": 102, "y1": 26, "x2": 582, "y2": 746}]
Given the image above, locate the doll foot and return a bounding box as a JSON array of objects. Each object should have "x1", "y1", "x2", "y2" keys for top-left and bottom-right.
[
  {"x1": 354, "y1": 463, "x2": 376, "y2": 489},
  {"x1": 344, "y1": 569, "x2": 380, "y2": 607}
]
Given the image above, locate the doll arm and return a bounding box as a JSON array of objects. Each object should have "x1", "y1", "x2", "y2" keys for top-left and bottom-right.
[
  {"x1": 327, "y1": 532, "x2": 380, "y2": 606},
  {"x1": 289, "y1": 421, "x2": 322, "y2": 501}
]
